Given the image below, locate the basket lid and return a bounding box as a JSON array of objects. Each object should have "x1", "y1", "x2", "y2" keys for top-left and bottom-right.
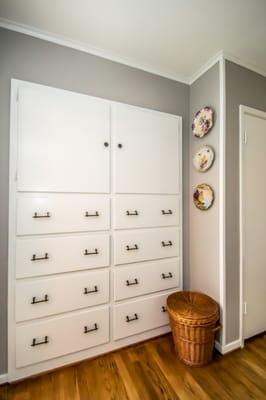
[{"x1": 167, "y1": 291, "x2": 219, "y2": 325}]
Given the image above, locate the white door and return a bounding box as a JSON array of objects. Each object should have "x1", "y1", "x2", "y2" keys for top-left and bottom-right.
[
  {"x1": 112, "y1": 104, "x2": 181, "y2": 194},
  {"x1": 17, "y1": 83, "x2": 110, "y2": 193},
  {"x1": 241, "y1": 107, "x2": 266, "y2": 340}
]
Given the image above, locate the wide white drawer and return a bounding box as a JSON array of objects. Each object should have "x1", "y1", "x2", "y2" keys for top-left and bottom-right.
[
  {"x1": 114, "y1": 293, "x2": 171, "y2": 340},
  {"x1": 114, "y1": 195, "x2": 180, "y2": 229},
  {"x1": 16, "y1": 270, "x2": 109, "y2": 322},
  {"x1": 16, "y1": 306, "x2": 109, "y2": 368},
  {"x1": 17, "y1": 194, "x2": 110, "y2": 235},
  {"x1": 114, "y1": 227, "x2": 179, "y2": 265},
  {"x1": 16, "y1": 234, "x2": 110, "y2": 278},
  {"x1": 114, "y1": 258, "x2": 180, "y2": 301}
]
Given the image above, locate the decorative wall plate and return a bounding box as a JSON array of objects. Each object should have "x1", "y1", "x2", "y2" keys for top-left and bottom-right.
[
  {"x1": 193, "y1": 183, "x2": 214, "y2": 210},
  {"x1": 192, "y1": 107, "x2": 214, "y2": 138},
  {"x1": 193, "y1": 145, "x2": 215, "y2": 172}
]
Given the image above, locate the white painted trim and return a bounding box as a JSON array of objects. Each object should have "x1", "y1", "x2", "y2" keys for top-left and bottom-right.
[
  {"x1": 0, "y1": 17, "x2": 189, "y2": 84},
  {"x1": 188, "y1": 51, "x2": 224, "y2": 84},
  {"x1": 224, "y1": 52, "x2": 266, "y2": 79},
  {"x1": 0, "y1": 374, "x2": 8, "y2": 385},
  {"x1": 215, "y1": 339, "x2": 241, "y2": 355},
  {"x1": 219, "y1": 57, "x2": 226, "y2": 347},
  {"x1": 239, "y1": 105, "x2": 266, "y2": 349}
]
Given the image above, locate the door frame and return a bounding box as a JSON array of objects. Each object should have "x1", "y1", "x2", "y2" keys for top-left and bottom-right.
[{"x1": 239, "y1": 105, "x2": 266, "y2": 347}]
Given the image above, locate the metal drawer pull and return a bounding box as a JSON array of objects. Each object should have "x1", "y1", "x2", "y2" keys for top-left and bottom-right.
[
  {"x1": 84, "y1": 248, "x2": 98, "y2": 256},
  {"x1": 85, "y1": 211, "x2": 99, "y2": 217},
  {"x1": 31, "y1": 253, "x2": 49, "y2": 261},
  {"x1": 161, "y1": 272, "x2": 173, "y2": 279},
  {"x1": 84, "y1": 286, "x2": 98, "y2": 295},
  {"x1": 33, "y1": 212, "x2": 50, "y2": 218},
  {"x1": 31, "y1": 294, "x2": 49, "y2": 304},
  {"x1": 84, "y1": 323, "x2": 98, "y2": 334},
  {"x1": 161, "y1": 240, "x2": 173, "y2": 247},
  {"x1": 161, "y1": 306, "x2": 167, "y2": 313},
  {"x1": 31, "y1": 336, "x2": 49, "y2": 347},
  {"x1": 161, "y1": 209, "x2": 173, "y2": 215},
  {"x1": 126, "y1": 313, "x2": 139, "y2": 323},
  {"x1": 126, "y1": 210, "x2": 139, "y2": 216},
  {"x1": 126, "y1": 278, "x2": 139, "y2": 286},
  {"x1": 126, "y1": 244, "x2": 138, "y2": 251}
]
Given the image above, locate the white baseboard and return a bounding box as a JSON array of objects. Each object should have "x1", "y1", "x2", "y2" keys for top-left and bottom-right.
[
  {"x1": 0, "y1": 373, "x2": 8, "y2": 385},
  {"x1": 215, "y1": 339, "x2": 241, "y2": 355}
]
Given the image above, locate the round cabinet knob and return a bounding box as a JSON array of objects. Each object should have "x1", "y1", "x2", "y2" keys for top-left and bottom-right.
[
  {"x1": 118, "y1": 143, "x2": 123, "y2": 148},
  {"x1": 104, "y1": 142, "x2": 109, "y2": 147}
]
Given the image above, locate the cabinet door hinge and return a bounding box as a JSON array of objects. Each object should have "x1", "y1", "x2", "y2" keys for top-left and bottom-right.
[
  {"x1": 243, "y1": 301, "x2": 247, "y2": 315},
  {"x1": 244, "y1": 131, "x2": 247, "y2": 145},
  {"x1": 16, "y1": 89, "x2": 19, "y2": 103}
]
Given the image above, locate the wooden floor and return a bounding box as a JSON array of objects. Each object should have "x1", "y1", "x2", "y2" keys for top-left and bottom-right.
[{"x1": 1, "y1": 333, "x2": 265, "y2": 400}]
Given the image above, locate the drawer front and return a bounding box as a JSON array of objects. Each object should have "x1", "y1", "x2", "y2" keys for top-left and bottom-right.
[
  {"x1": 114, "y1": 227, "x2": 179, "y2": 265},
  {"x1": 114, "y1": 258, "x2": 180, "y2": 301},
  {"x1": 16, "y1": 270, "x2": 109, "y2": 322},
  {"x1": 114, "y1": 195, "x2": 180, "y2": 229},
  {"x1": 16, "y1": 234, "x2": 110, "y2": 278},
  {"x1": 114, "y1": 293, "x2": 171, "y2": 340},
  {"x1": 17, "y1": 194, "x2": 110, "y2": 235},
  {"x1": 16, "y1": 306, "x2": 109, "y2": 367}
]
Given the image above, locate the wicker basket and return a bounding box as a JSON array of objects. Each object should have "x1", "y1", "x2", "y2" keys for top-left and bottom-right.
[{"x1": 167, "y1": 291, "x2": 221, "y2": 367}]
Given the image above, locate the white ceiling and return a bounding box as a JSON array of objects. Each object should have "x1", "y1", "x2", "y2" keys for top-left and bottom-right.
[{"x1": 0, "y1": 0, "x2": 266, "y2": 83}]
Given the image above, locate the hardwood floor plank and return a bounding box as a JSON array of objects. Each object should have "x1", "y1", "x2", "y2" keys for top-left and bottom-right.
[{"x1": 1, "y1": 334, "x2": 265, "y2": 400}]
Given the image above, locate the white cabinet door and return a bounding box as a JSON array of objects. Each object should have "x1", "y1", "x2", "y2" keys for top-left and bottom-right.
[
  {"x1": 17, "y1": 84, "x2": 110, "y2": 193},
  {"x1": 113, "y1": 104, "x2": 181, "y2": 194}
]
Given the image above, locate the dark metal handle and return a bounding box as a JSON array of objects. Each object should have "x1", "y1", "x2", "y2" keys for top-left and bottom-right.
[
  {"x1": 84, "y1": 248, "x2": 98, "y2": 256},
  {"x1": 31, "y1": 336, "x2": 49, "y2": 347},
  {"x1": 31, "y1": 294, "x2": 49, "y2": 304},
  {"x1": 161, "y1": 240, "x2": 173, "y2": 247},
  {"x1": 162, "y1": 209, "x2": 173, "y2": 215},
  {"x1": 31, "y1": 253, "x2": 49, "y2": 261},
  {"x1": 33, "y1": 212, "x2": 50, "y2": 218},
  {"x1": 126, "y1": 244, "x2": 138, "y2": 251},
  {"x1": 126, "y1": 278, "x2": 139, "y2": 286},
  {"x1": 161, "y1": 306, "x2": 167, "y2": 313},
  {"x1": 118, "y1": 143, "x2": 123, "y2": 148},
  {"x1": 104, "y1": 142, "x2": 109, "y2": 147},
  {"x1": 161, "y1": 272, "x2": 173, "y2": 279},
  {"x1": 126, "y1": 210, "x2": 139, "y2": 216},
  {"x1": 85, "y1": 211, "x2": 99, "y2": 217},
  {"x1": 126, "y1": 313, "x2": 138, "y2": 322},
  {"x1": 84, "y1": 323, "x2": 98, "y2": 333},
  {"x1": 84, "y1": 286, "x2": 98, "y2": 295}
]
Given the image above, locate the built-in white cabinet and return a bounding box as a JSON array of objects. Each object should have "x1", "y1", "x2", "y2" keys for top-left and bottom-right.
[
  {"x1": 17, "y1": 85, "x2": 110, "y2": 193},
  {"x1": 9, "y1": 80, "x2": 182, "y2": 382},
  {"x1": 112, "y1": 104, "x2": 181, "y2": 194}
]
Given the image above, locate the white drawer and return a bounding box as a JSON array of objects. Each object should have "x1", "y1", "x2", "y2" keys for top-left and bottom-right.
[
  {"x1": 16, "y1": 306, "x2": 109, "y2": 368},
  {"x1": 16, "y1": 270, "x2": 109, "y2": 322},
  {"x1": 114, "y1": 293, "x2": 171, "y2": 340},
  {"x1": 114, "y1": 258, "x2": 180, "y2": 301},
  {"x1": 114, "y1": 195, "x2": 180, "y2": 229},
  {"x1": 114, "y1": 227, "x2": 179, "y2": 265},
  {"x1": 16, "y1": 234, "x2": 110, "y2": 278},
  {"x1": 17, "y1": 194, "x2": 110, "y2": 235}
]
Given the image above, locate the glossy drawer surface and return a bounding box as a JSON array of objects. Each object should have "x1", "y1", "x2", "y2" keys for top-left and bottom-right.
[
  {"x1": 16, "y1": 270, "x2": 109, "y2": 322},
  {"x1": 17, "y1": 194, "x2": 110, "y2": 235},
  {"x1": 114, "y1": 258, "x2": 180, "y2": 301},
  {"x1": 114, "y1": 227, "x2": 180, "y2": 265},
  {"x1": 16, "y1": 306, "x2": 109, "y2": 368},
  {"x1": 16, "y1": 234, "x2": 110, "y2": 278},
  {"x1": 114, "y1": 195, "x2": 180, "y2": 229},
  {"x1": 114, "y1": 293, "x2": 171, "y2": 340}
]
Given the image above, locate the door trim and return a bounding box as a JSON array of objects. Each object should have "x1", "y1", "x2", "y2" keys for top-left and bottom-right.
[{"x1": 239, "y1": 105, "x2": 266, "y2": 348}]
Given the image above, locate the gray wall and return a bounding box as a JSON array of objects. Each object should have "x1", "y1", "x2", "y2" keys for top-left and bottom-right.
[
  {"x1": 0, "y1": 27, "x2": 189, "y2": 374},
  {"x1": 188, "y1": 63, "x2": 220, "y2": 303},
  {"x1": 225, "y1": 60, "x2": 266, "y2": 343}
]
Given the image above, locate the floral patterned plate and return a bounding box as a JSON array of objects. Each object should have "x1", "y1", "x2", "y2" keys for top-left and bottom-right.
[
  {"x1": 192, "y1": 107, "x2": 214, "y2": 138},
  {"x1": 193, "y1": 145, "x2": 215, "y2": 172},
  {"x1": 193, "y1": 183, "x2": 214, "y2": 210}
]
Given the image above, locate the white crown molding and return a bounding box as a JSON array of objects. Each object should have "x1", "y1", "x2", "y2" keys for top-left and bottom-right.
[
  {"x1": 188, "y1": 51, "x2": 224, "y2": 84},
  {"x1": 224, "y1": 51, "x2": 266, "y2": 78},
  {"x1": 0, "y1": 17, "x2": 189, "y2": 84}
]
